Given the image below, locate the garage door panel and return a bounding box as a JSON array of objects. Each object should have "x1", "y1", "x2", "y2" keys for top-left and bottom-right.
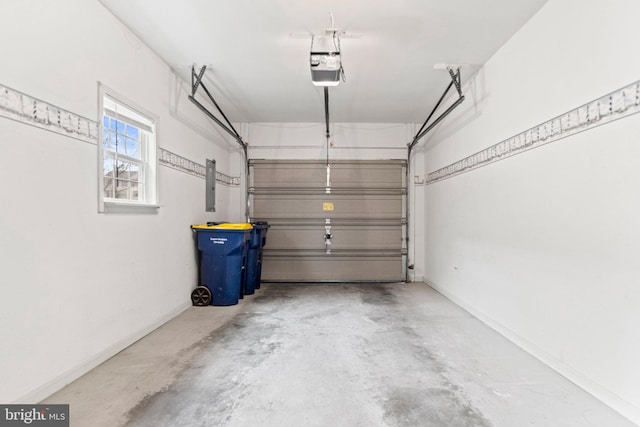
[
  {"x1": 251, "y1": 160, "x2": 406, "y2": 189},
  {"x1": 250, "y1": 159, "x2": 407, "y2": 282},
  {"x1": 253, "y1": 194, "x2": 402, "y2": 220},
  {"x1": 252, "y1": 163, "x2": 326, "y2": 188},
  {"x1": 261, "y1": 255, "x2": 403, "y2": 282},
  {"x1": 266, "y1": 225, "x2": 402, "y2": 250},
  {"x1": 329, "y1": 163, "x2": 404, "y2": 188}
]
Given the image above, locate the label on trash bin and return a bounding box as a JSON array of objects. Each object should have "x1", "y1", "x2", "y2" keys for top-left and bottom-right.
[
  {"x1": 210, "y1": 237, "x2": 227, "y2": 244},
  {"x1": 322, "y1": 202, "x2": 334, "y2": 211}
]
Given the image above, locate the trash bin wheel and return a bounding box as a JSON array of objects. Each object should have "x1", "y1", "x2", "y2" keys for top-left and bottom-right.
[{"x1": 191, "y1": 286, "x2": 211, "y2": 306}]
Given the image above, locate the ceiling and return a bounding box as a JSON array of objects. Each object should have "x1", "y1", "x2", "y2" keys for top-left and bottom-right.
[{"x1": 98, "y1": 0, "x2": 547, "y2": 124}]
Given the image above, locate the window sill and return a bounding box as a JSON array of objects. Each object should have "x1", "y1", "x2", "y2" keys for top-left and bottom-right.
[{"x1": 102, "y1": 201, "x2": 161, "y2": 214}]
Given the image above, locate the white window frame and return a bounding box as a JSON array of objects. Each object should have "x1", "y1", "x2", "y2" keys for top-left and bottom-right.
[{"x1": 98, "y1": 83, "x2": 159, "y2": 212}]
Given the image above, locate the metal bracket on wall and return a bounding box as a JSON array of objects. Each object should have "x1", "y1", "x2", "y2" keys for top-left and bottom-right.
[
  {"x1": 0, "y1": 83, "x2": 98, "y2": 144},
  {"x1": 158, "y1": 148, "x2": 240, "y2": 185}
]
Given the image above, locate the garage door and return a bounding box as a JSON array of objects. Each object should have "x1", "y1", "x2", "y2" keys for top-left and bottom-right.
[{"x1": 249, "y1": 159, "x2": 407, "y2": 282}]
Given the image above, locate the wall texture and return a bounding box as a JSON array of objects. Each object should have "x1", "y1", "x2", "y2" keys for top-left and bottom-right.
[
  {"x1": 420, "y1": 0, "x2": 640, "y2": 423},
  {"x1": 0, "y1": 0, "x2": 240, "y2": 402}
]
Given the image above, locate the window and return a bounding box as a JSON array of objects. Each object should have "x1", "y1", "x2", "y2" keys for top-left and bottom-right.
[{"x1": 98, "y1": 84, "x2": 157, "y2": 211}]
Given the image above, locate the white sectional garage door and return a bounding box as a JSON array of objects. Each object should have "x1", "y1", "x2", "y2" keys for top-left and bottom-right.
[{"x1": 249, "y1": 159, "x2": 407, "y2": 282}]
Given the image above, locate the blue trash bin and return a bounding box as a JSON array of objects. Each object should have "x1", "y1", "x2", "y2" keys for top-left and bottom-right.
[
  {"x1": 191, "y1": 223, "x2": 252, "y2": 306},
  {"x1": 245, "y1": 222, "x2": 268, "y2": 294},
  {"x1": 248, "y1": 221, "x2": 269, "y2": 291}
]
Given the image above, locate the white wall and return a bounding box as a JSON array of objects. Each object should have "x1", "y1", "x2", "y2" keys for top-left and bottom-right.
[
  {"x1": 420, "y1": 0, "x2": 640, "y2": 423},
  {"x1": 0, "y1": 0, "x2": 242, "y2": 403}
]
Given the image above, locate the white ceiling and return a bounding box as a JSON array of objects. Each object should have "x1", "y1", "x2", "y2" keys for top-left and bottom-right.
[{"x1": 98, "y1": 0, "x2": 547, "y2": 123}]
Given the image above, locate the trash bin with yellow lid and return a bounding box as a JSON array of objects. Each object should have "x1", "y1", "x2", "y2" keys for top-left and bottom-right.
[{"x1": 191, "y1": 223, "x2": 253, "y2": 306}]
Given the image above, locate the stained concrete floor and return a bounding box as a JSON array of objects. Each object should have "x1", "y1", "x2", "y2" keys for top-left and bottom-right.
[{"x1": 45, "y1": 283, "x2": 635, "y2": 427}]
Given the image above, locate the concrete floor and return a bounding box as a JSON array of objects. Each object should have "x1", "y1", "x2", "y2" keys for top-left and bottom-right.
[{"x1": 45, "y1": 283, "x2": 635, "y2": 427}]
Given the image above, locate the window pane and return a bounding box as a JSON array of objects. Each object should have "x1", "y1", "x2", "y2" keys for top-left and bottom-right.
[
  {"x1": 116, "y1": 160, "x2": 131, "y2": 180},
  {"x1": 108, "y1": 117, "x2": 117, "y2": 131},
  {"x1": 131, "y1": 181, "x2": 140, "y2": 200},
  {"x1": 124, "y1": 137, "x2": 140, "y2": 158},
  {"x1": 104, "y1": 157, "x2": 114, "y2": 178},
  {"x1": 128, "y1": 163, "x2": 140, "y2": 182},
  {"x1": 104, "y1": 177, "x2": 114, "y2": 198},
  {"x1": 115, "y1": 134, "x2": 127, "y2": 155},
  {"x1": 115, "y1": 179, "x2": 130, "y2": 200},
  {"x1": 103, "y1": 129, "x2": 116, "y2": 152},
  {"x1": 126, "y1": 125, "x2": 138, "y2": 139},
  {"x1": 116, "y1": 120, "x2": 125, "y2": 134},
  {"x1": 104, "y1": 156, "x2": 115, "y2": 199}
]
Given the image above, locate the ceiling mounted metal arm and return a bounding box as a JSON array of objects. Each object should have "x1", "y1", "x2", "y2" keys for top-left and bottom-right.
[
  {"x1": 408, "y1": 67, "x2": 465, "y2": 155},
  {"x1": 191, "y1": 65, "x2": 206, "y2": 96},
  {"x1": 188, "y1": 65, "x2": 244, "y2": 150},
  {"x1": 449, "y1": 67, "x2": 462, "y2": 97}
]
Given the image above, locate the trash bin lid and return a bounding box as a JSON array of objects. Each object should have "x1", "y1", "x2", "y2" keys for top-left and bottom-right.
[{"x1": 192, "y1": 223, "x2": 253, "y2": 230}]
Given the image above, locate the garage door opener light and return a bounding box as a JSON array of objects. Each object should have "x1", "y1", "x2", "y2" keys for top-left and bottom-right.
[{"x1": 310, "y1": 13, "x2": 345, "y2": 86}]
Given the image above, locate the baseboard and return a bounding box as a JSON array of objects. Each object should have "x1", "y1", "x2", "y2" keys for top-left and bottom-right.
[
  {"x1": 424, "y1": 279, "x2": 640, "y2": 426},
  {"x1": 15, "y1": 301, "x2": 192, "y2": 404}
]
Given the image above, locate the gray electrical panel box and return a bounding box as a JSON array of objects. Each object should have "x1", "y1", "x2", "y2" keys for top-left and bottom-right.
[{"x1": 206, "y1": 159, "x2": 216, "y2": 212}]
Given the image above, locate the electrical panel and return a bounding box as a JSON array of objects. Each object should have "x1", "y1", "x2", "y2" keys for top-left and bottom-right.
[{"x1": 206, "y1": 159, "x2": 216, "y2": 212}]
